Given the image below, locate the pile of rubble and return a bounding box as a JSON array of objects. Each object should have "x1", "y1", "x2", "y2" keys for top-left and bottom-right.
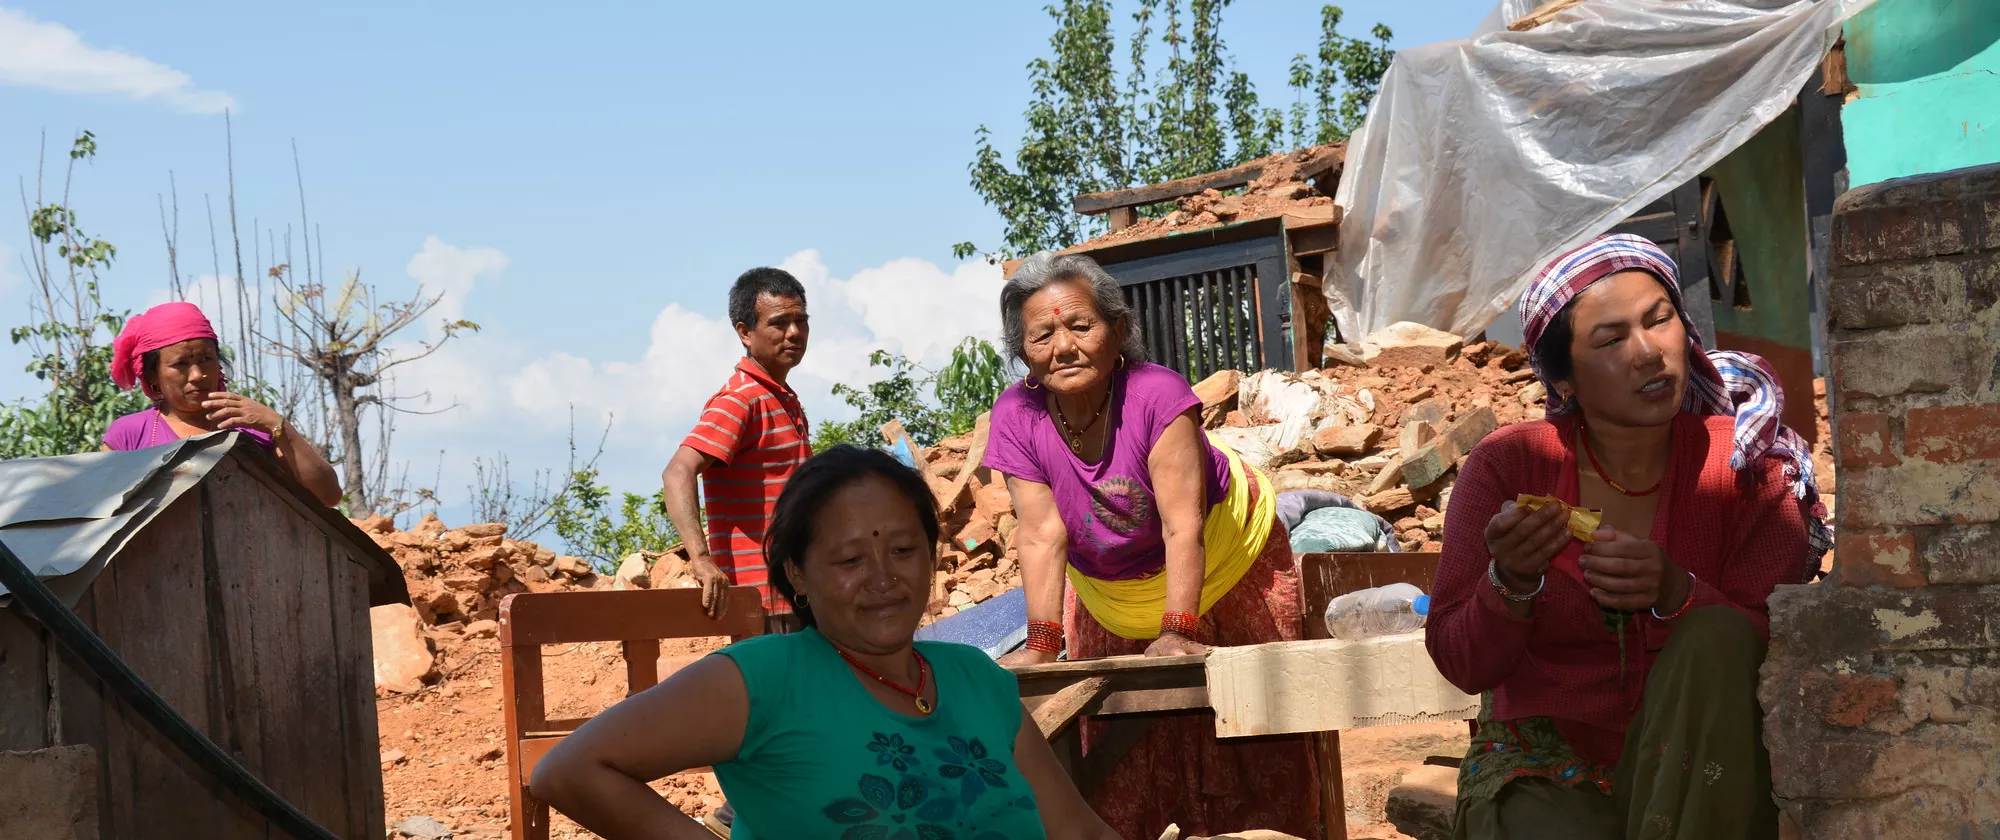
[{"x1": 1085, "y1": 145, "x2": 1343, "y2": 247}]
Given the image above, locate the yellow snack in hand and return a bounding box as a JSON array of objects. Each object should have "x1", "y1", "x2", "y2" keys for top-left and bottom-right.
[{"x1": 1517, "y1": 494, "x2": 1603, "y2": 542}]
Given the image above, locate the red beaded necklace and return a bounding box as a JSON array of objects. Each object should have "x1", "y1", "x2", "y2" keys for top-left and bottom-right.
[
  {"x1": 835, "y1": 647, "x2": 933, "y2": 716},
  {"x1": 1579, "y1": 421, "x2": 1668, "y2": 498}
]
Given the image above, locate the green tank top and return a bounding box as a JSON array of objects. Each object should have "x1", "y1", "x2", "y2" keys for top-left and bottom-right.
[{"x1": 713, "y1": 628, "x2": 1048, "y2": 840}]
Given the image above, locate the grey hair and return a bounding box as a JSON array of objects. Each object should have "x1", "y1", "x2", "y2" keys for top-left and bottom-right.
[{"x1": 999, "y1": 251, "x2": 1150, "y2": 369}]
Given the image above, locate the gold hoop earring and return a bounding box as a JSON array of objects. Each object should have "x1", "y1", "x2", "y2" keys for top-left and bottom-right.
[
  {"x1": 1024, "y1": 378, "x2": 1041, "y2": 390},
  {"x1": 1117, "y1": 355, "x2": 1127, "y2": 370}
]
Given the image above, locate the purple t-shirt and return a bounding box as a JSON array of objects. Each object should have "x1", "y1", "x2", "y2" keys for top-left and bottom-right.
[
  {"x1": 103, "y1": 408, "x2": 274, "y2": 452},
  {"x1": 981, "y1": 362, "x2": 1231, "y2": 581}
]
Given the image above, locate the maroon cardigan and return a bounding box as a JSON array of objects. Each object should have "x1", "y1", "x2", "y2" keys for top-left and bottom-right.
[{"x1": 1425, "y1": 412, "x2": 1810, "y2": 765}]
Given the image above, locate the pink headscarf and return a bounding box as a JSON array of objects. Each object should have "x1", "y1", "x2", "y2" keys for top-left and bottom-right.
[{"x1": 111, "y1": 302, "x2": 219, "y2": 397}]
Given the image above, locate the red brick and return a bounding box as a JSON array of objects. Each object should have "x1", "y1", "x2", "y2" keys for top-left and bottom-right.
[
  {"x1": 1905, "y1": 404, "x2": 2000, "y2": 464},
  {"x1": 1837, "y1": 413, "x2": 1899, "y2": 468},
  {"x1": 1840, "y1": 459, "x2": 2000, "y2": 528},
  {"x1": 1801, "y1": 670, "x2": 1902, "y2": 729},
  {"x1": 1837, "y1": 532, "x2": 1925, "y2": 588}
]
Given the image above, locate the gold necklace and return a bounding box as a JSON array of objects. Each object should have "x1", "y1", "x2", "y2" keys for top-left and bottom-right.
[{"x1": 1052, "y1": 386, "x2": 1112, "y2": 454}]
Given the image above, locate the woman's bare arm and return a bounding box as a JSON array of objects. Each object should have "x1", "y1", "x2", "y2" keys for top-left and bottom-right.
[
  {"x1": 998, "y1": 475, "x2": 1068, "y2": 665},
  {"x1": 1146, "y1": 408, "x2": 1208, "y2": 654},
  {"x1": 529, "y1": 655, "x2": 749, "y2": 839}
]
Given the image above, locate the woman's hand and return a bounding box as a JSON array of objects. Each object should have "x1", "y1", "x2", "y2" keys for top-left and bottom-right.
[
  {"x1": 998, "y1": 648, "x2": 1058, "y2": 668},
  {"x1": 1483, "y1": 500, "x2": 1569, "y2": 589},
  {"x1": 1580, "y1": 528, "x2": 1690, "y2": 612},
  {"x1": 1143, "y1": 631, "x2": 1208, "y2": 658},
  {"x1": 201, "y1": 392, "x2": 284, "y2": 436}
]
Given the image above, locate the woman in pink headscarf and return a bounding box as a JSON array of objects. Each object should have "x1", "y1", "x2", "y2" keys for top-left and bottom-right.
[{"x1": 101, "y1": 302, "x2": 343, "y2": 506}]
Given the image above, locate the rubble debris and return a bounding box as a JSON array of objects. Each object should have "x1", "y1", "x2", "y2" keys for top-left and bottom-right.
[
  {"x1": 370, "y1": 604, "x2": 440, "y2": 695},
  {"x1": 1363, "y1": 322, "x2": 1466, "y2": 368},
  {"x1": 391, "y1": 815, "x2": 454, "y2": 839}
]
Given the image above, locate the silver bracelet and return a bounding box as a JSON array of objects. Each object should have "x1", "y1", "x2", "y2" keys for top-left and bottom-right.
[
  {"x1": 1488, "y1": 557, "x2": 1545, "y2": 602},
  {"x1": 1651, "y1": 571, "x2": 1698, "y2": 621}
]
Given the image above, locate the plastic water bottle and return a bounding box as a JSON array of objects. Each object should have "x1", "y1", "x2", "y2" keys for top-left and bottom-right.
[{"x1": 1324, "y1": 582, "x2": 1431, "y2": 640}]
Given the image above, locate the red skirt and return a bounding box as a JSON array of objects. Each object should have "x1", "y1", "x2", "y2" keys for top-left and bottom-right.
[{"x1": 1063, "y1": 492, "x2": 1322, "y2": 839}]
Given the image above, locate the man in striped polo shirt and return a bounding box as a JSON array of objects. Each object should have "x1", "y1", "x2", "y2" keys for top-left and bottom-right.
[{"x1": 662, "y1": 267, "x2": 812, "y2": 637}]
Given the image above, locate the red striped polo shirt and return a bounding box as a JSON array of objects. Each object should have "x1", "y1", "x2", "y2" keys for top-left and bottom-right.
[{"x1": 681, "y1": 357, "x2": 811, "y2": 615}]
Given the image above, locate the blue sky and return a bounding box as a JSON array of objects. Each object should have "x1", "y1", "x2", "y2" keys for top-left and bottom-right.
[{"x1": 0, "y1": 0, "x2": 1496, "y2": 532}]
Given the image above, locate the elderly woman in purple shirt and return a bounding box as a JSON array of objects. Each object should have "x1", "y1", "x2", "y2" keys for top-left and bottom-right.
[
  {"x1": 100, "y1": 302, "x2": 342, "y2": 507},
  {"x1": 982, "y1": 252, "x2": 1319, "y2": 839}
]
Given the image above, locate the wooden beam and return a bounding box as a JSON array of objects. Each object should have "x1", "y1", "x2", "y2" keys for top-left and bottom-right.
[
  {"x1": 498, "y1": 588, "x2": 764, "y2": 646},
  {"x1": 1108, "y1": 207, "x2": 1138, "y2": 231},
  {"x1": 1288, "y1": 224, "x2": 1339, "y2": 257},
  {"x1": 1031, "y1": 676, "x2": 1109, "y2": 739},
  {"x1": 1012, "y1": 653, "x2": 1209, "y2": 720},
  {"x1": 1508, "y1": 0, "x2": 1589, "y2": 31},
  {"x1": 1074, "y1": 148, "x2": 1344, "y2": 216}
]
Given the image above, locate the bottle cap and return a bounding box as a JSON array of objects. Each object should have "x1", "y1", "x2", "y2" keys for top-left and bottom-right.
[{"x1": 1413, "y1": 595, "x2": 1431, "y2": 616}]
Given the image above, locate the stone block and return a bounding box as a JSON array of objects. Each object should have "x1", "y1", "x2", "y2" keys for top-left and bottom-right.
[
  {"x1": 1922, "y1": 524, "x2": 2000, "y2": 585},
  {"x1": 370, "y1": 604, "x2": 439, "y2": 694},
  {"x1": 1836, "y1": 413, "x2": 1898, "y2": 468},
  {"x1": 1832, "y1": 330, "x2": 1978, "y2": 398},
  {"x1": 1840, "y1": 459, "x2": 2000, "y2": 528},
  {"x1": 1402, "y1": 406, "x2": 1497, "y2": 489},
  {"x1": 0, "y1": 745, "x2": 98, "y2": 840},
  {"x1": 1363, "y1": 322, "x2": 1464, "y2": 368},
  {"x1": 1905, "y1": 404, "x2": 2000, "y2": 464},
  {"x1": 1837, "y1": 531, "x2": 1925, "y2": 588},
  {"x1": 1831, "y1": 162, "x2": 2000, "y2": 266},
  {"x1": 1827, "y1": 256, "x2": 2000, "y2": 329},
  {"x1": 1798, "y1": 669, "x2": 1903, "y2": 729},
  {"x1": 1386, "y1": 764, "x2": 1456, "y2": 840},
  {"x1": 1312, "y1": 423, "x2": 1380, "y2": 456}
]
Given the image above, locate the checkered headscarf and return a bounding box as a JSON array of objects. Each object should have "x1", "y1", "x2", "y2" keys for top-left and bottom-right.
[{"x1": 1521, "y1": 233, "x2": 1832, "y2": 569}]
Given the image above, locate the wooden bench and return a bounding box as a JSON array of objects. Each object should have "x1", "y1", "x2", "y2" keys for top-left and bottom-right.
[{"x1": 498, "y1": 587, "x2": 765, "y2": 840}]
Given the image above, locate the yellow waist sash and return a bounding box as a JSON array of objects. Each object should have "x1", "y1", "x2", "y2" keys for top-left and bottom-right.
[{"x1": 1065, "y1": 434, "x2": 1276, "y2": 640}]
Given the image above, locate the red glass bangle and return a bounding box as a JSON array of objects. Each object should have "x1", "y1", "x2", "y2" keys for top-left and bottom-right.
[
  {"x1": 1025, "y1": 620, "x2": 1065, "y2": 654},
  {"x1": 1160, "y1": 611, "x2": 1199, "y2": 638},
  {"x1": 1652, "y1": 572, "x2": 1698, "y2": 622}
]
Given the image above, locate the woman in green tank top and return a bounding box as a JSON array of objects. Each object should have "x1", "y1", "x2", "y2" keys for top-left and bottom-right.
[{"x1": 531, "y1": 445, "x2": 1118, "y2": 840}]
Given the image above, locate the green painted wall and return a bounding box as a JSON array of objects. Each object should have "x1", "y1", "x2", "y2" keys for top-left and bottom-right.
[
  {"x1": 1707, "y1": 108, "x2": 1814, "y2": 352},
  {"x1": 1843, "y1": 0, "x2": 2000, "y2": 186}
]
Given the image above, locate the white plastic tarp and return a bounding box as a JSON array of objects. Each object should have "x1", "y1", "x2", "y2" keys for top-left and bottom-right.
[{"x1": 1329, "y1": 0, "x2": 1876, "y2": 339}]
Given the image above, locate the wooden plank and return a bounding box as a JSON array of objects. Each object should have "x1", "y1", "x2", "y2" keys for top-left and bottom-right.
[
  {"x1": 50, "y1": 578, "x2": 113, "y2": 840},
  {"x1": 623, "y1": 639, "x2": 662, "y2": 694},
  {"x1": 1031, "y1": 677, "x2": 1109, "y2": 739},
  {"x1": 328, "y1": 543, "x2": 385, "y2": 838},
  {"x1": 1108, "y1": 206, "x2": 1138, "y2": 231},
  {"x1": 206, "y1": 459, "x2": 276, "y2": 839},
  {"x1": 243, "y1": 476, "x2": 335, "y2": 831},
  {"x1": 1314, "y1": 731, "x2": 1348, "y2": 840},
  {"x1": 1508, "y1": 0, "x2": 1590, "y2": 31},
  {"x1": 500, "y1": 588, "x2": 764, "y2": 646},
  {"x1": 1073, "y1": 146, "x2": 1343, "y2": 215},
  {"x1": 0, "y1": 600, "x2": 52, "y2": 751},
  {"x1": 1007, "y1": 652, "x2": 1207, "y2": 678},
  {"x1": 1299, "y1": 553, "x2": 1442, "y2": 635},
  {"x1": 85, "y1": 527, "x2": 135, "y2": 840},
  {"x1": 104, "y1": 495, "x2": 224, "y2": 833},
  {"x1": 199, "y1": 481, "x2": 267, "y2": 840},
  {"x1": 1206, "y1": 636, "x2": 1480, "y2": 737},
  {"x1": 1013, "y1": 655, "x2": 1209, "y2": 720},
  {"x1": 502, "y1": 636, "x2": 546, "y2": 840},
  {"x1": 1288, "y1": 223, "x2": 1339, "y2": 258},
  {"x1": 938, "y1": 413, "x2": 992, "y2": 516}
]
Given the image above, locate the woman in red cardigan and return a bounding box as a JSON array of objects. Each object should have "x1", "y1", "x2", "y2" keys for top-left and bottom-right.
[{"x1": 1427, "y1": 234, "x2": 1829, "y2": 839}]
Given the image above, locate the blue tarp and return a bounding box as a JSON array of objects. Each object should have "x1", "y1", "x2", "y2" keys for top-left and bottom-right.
[{"x1": 914, "y1": 586, "x2": 1026, "y2": 659}]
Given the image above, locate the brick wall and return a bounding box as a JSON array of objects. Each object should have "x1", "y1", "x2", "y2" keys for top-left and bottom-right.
[{"x1": 1761, "y1": 162, "x2": 2000, "y2": 837}]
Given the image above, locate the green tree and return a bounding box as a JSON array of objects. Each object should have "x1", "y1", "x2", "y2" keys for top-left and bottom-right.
[
  {"x1": 0, "y1": 131, "x2": 150, "y2": 461},
  {"x1": 812, "y1": 338, "x2": 1011, "y2": 452},
  {"x1": 960, "y1": 1, "x2": 1394, "y2": 259},
  {"x1": 549, "y1": 468, "x2": 680, "y2": 572}
]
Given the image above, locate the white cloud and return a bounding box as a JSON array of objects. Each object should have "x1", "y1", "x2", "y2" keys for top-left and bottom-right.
[
  {"x1": 405, "y1": 235, "x2": 508, "y2": 334},
  {"x1": 383, "y1": 245, "x2": 1009, "y2": 506},
  {"x1": 0, "y1": 8, "x2": 236, "y2": 114}
]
